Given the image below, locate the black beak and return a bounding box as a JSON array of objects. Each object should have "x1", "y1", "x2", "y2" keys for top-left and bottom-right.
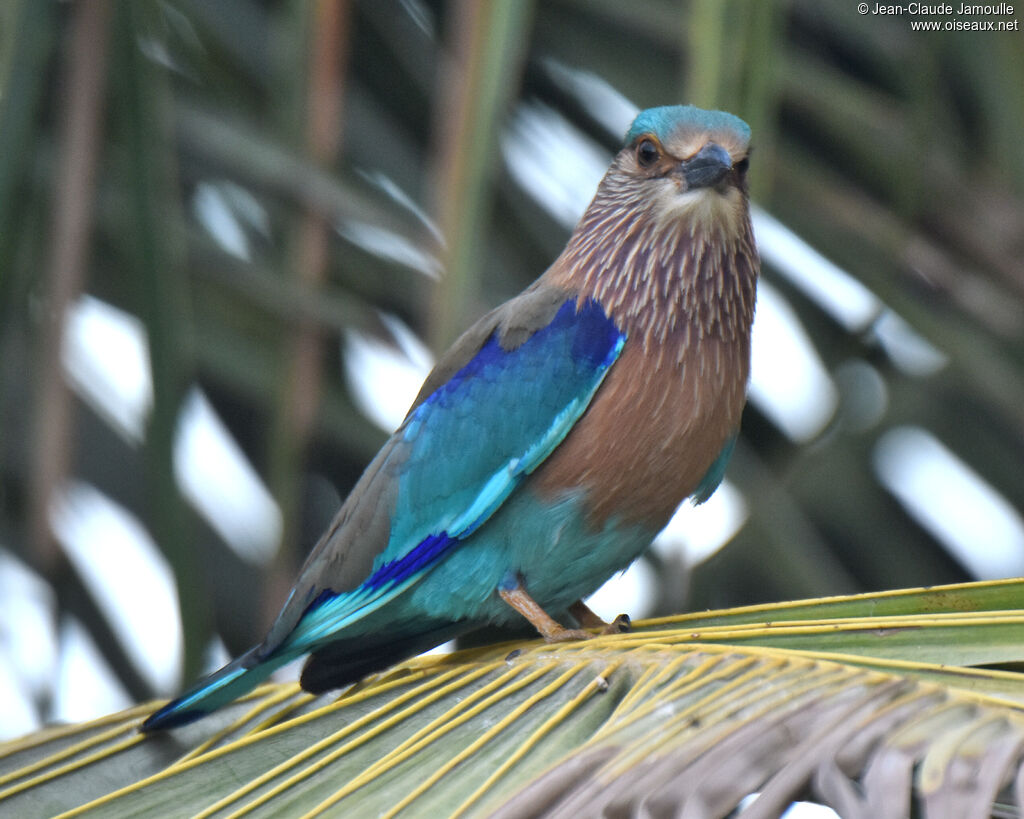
[{"x1": 681, "y1": 142, "x2": 733, "y2": 190}]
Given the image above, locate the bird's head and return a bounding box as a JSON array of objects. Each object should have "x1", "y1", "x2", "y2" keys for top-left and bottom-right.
[
  {"x1": 617, "y1": 105, "x2": 751, "y2": 236},
  {"x1": 557, "y1": 105, "x2": 757, "y2": 343}
]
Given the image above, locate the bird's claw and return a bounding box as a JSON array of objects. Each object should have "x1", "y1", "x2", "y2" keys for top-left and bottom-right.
[{"x1": 601, "y1": 613, "x2": 631, "y2": 635}]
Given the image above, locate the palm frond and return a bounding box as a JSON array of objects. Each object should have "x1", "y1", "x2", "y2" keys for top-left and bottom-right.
[{"x1": 5, "y1": 579, "x2": 1024, "y2": 817}]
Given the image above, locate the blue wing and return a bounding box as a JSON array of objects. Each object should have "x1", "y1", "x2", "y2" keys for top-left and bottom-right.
[
  {"x1": 142, "y1": 293, "x2": 625, "y2": 730},
  {"x1": 289, "y1": 296, "x2": 626, "y2": 646}
]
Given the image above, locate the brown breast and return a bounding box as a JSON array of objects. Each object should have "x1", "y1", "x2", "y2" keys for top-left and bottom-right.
[{"x1": 531, "y1": 330, "x2": 749, "y2": 530}]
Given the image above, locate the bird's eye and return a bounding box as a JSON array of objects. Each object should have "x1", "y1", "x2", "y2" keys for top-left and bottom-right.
[
  {"x1": 735, "y1": 156, "x2": 750, "y2": 175},
  {"x1": 636, "y1": 138, "x2": 660, "y2": 169}
]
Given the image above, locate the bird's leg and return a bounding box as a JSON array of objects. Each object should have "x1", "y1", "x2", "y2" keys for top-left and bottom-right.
[
  {"x1": 568, "y1": 600, "x2": 631, "y2": 635},
  {"x1": 498, "y1": 576, "x2": 589, "y2": 642}
]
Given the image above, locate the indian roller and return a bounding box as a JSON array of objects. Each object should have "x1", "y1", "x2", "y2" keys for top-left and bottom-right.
[{"x1": 143, "y1": 105, "x2": 758, "y2": 731}]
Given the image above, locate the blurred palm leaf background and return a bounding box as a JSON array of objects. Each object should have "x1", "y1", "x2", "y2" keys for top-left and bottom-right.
[{"x1": 1, "y1": 0, "x2": 1023, "y2": 813}]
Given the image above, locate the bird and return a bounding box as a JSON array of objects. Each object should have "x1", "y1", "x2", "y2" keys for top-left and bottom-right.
[{"x1": 142, "y1": 104, "x2": 758, "y2": 731}]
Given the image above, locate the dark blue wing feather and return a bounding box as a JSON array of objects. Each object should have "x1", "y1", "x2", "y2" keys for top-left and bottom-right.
[
  {"x1": 290, "y1": 297, "x2": 625, "y2": 642},
  {"x1": 142, "y1": 295, "x2": 626, "y2": 731}
]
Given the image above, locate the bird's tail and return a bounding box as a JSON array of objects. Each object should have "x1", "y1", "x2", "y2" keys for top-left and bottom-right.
[{"x1": 141, "y1": 645, "x2": 293, "y2": 732}]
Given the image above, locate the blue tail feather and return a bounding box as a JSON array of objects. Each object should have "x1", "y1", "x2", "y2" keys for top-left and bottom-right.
[{"x1": 141, "y1": 646, "x2": 293, "y2": 732}]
